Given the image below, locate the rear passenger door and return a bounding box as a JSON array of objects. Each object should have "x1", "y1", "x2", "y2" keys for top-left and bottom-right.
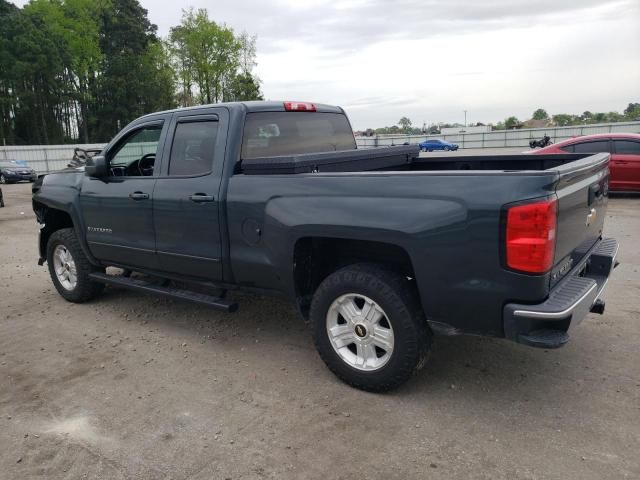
[
  {"x1": 152, "y1": 108, "x2": 228, "y2": 280},
  {"x1": 612, "y1": 139, "x2": 640, "y2": 191}
]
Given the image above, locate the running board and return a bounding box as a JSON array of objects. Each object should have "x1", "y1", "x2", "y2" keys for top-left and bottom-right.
[{"x1": 89, "y1": 272, "x2": 238, "y2": 312}]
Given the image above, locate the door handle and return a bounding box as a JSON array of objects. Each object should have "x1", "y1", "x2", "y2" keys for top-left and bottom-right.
[
  {"x1": 189, "y1": 193, "x2": 215, "y2": 203},
  {"x1": 129, "y1": 191, "x2": 149, "y2": 200}
]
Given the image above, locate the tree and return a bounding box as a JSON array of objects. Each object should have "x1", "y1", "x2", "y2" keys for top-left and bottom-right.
[
  {"x1": 552, "y1": 114, "x2": 576, "y2": 127},
  {"x1": 532, "y1": 108, "x2": 548, "y2": 120},
  {"x1": 169, "y1": 9, "x2": 241, "y2": 105},
  {"x1": 225, "y1": 72, "x2": 263, "y2": 102},
  {"x1": 27, "y1": 0, "x2": 104, "y2": 143},
  {"x1": 504, "y1": 116, "x2": 520, "y2": 129},
  {"x1": 0, "y1": 1, "x2": 263, "y2": 144},
  {"x1": 398, "y1": 117, "x2": 412, "y2": 132},
  {"x1": 624, "y1": 103, "x2": 639, "y2": 116},
  {"x1": 93, "y1": 0, "x2": 175, "y2": 141},
  {"x1": 2, "y1": 1, "x2": 68, "y2": 144},
  {"x1": 624, "y1": 102, "x2": 640, "y2": 120}
]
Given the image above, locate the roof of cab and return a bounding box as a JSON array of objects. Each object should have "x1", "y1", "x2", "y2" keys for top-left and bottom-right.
[{"x1": 138, "y1": 101, "x2": 344, "y2": 121}]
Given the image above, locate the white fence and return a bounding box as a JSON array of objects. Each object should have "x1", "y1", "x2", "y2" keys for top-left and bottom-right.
[
  {"x1": 0, "y1": 143, "x2": 105, "y2": 174},
  {"x1": 356, "y1": 121, "x2": 640, "y2": 149},
  {"x1": 3, "y1": 121, "x2": 640, "y2": 174}
]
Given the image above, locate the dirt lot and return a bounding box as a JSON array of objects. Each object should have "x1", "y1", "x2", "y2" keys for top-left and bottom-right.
[{"x1": 0, "y1": 182, "x2": 638, "y2": 480}]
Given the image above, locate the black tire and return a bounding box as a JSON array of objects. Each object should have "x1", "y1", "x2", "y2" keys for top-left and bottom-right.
[
  {"x1": 46, "y1": 228, "x2": 104, "y2": 303},
  {"x1": 309, "y1": 263, "x2": 431, "y2": 392},
  {"x1": 444, "y1": 146, "x2": 450, "y2": 151},
  {"x1": 0, "y1": 174, "x2": 6, "y2": 184}
]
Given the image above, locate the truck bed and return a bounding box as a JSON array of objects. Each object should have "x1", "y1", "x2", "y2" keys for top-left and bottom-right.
[{"x1": 240, "y1": 146, "x2": 598, "y2": 175}]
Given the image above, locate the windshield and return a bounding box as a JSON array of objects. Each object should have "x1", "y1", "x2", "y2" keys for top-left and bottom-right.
[{"x1": 241, "y1": 112, "x2": 356, "y2": 159}]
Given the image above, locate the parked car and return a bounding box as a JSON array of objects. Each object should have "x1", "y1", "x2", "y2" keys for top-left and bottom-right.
[
  {"x1": 32, "y1": 101, "x2": 617, "y2": 392},
  {"x1": 0, "y1": 161, "x2": 37, "y2": 183},
  {"x1": 418, "y1": 139, "x2": 459, "y2": 152},
  {"x1": 532, "y1": 133, "x2": 640, "y2": 192}
]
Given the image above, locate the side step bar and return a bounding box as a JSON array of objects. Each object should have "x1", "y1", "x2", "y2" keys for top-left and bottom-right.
[{"x1": 89, "y1": 272, "x2": 238, "y2": 313}]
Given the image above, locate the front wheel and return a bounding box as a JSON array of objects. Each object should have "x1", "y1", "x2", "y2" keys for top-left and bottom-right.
[
  {"x1": 443, "y1": 146, "x2": 451, "y2": 151},
  {"x1": 309, "y1": 263, "x2": 431, "y2": 392},
  {"x1": 46, "y1": 228, "x2": 104, "y2": 303},
  {"x1": 0, "y1": 174, "x2": 7, "y2": 184}
]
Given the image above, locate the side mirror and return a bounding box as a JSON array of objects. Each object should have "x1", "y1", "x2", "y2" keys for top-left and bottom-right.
[{"x1": 85, "y1": 155, "x2": 108, "y2": 178}]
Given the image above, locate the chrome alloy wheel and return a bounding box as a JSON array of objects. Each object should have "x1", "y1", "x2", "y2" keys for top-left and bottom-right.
[
  {"x1": 53, "y1": 244, "x2": 77, "y2": 291},
  {"x1": 326, "y1": 293, "x2": 394, "y2": 371}
]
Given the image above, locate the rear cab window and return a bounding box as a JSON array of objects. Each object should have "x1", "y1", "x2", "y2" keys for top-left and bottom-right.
[{"x1": 241, "y1": 112, "x2": 356, "y2": 159}]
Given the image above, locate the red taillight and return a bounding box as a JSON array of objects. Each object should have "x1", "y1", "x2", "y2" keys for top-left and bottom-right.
[
  {"x1": 283, "y1": 101, "x2": 316, "y2": 112},
  {"x1": 506, "y1": 198, "x2": 557, "y2": 273}
]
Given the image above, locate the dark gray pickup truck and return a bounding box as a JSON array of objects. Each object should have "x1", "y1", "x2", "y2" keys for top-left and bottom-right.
[{"x1": 32, "y1": 101, "x2": 618, "y2": 391}]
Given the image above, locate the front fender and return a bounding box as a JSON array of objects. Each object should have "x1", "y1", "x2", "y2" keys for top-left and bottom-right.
[{"x1": 32, "y1": 172, "x2": 99, "y2": 266}]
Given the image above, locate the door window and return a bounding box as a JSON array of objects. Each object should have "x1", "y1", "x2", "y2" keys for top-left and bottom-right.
[
  {"x1": 169, "y1": 121, "x2": 219, "y2": 176},
  {"x1": 613, "y1": 140, "x2": 640, "y2": 155},
  {"x1": 109, "y1": 125, "x2": 162, "y2": 176},
  {"x1": 572, "y1": 140, "x2": 610, "y2": 153}
]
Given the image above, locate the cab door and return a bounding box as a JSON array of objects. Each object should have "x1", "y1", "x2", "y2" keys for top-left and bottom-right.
[
  {"x1": 80, "y1": 117, "x2": 169, "y2": 269},
  {"x1": 152, "y1": 108, "x2": 228, "y2": 280},
  {"x1": 612, "y1": 139, "x2": 640, "y2": 191}
]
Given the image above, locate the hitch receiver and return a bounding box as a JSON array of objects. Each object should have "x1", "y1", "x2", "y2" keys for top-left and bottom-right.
[{"x1": 590, "y1": 299, "x2": 605, "y2": 315}]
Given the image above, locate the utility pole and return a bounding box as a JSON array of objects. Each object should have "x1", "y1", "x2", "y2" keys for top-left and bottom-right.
[{"x1": 464, "y1": 110, "x2": 468, "y2": 127}]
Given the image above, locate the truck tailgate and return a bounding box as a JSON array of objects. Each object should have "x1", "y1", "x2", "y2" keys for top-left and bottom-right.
[{"x1": 552, "y1": 152, "x2": 610, "y2": 284}]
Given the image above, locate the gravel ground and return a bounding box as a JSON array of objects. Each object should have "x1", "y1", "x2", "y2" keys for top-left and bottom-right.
[{"x1": 0, "y1": 182, "x2": 638, "y2": 480}]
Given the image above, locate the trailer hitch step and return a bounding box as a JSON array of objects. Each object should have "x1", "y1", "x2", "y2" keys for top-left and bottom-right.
[{"x1": 89, "y1": 272, "x2": 238, "y2": 312}]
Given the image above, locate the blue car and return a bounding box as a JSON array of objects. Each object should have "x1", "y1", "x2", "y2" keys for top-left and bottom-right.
[
  {"x1": 418, "y1": 139, "x2": 459, "y2": 152},
  {"x1": 0, "y1": 161, "x2": 37, "y2": 183}
]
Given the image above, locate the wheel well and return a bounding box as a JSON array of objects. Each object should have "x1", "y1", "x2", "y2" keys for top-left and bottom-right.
[
  {"x1": 293, "y1": 237, "x2": 415, "y2": 319},
  {"x1": 34, "y1": 203, "x2": 74, "y2": 260}
]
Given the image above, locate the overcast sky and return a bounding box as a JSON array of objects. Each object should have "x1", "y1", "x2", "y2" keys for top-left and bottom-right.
[{"x1": 12, "y1": 0, "x2": 640, "y2": 129}]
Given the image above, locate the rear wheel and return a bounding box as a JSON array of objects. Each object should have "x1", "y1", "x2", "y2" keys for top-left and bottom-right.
[
  {"x1": 47, "y1": 228, "x2": 104, "y2": 303},
  {"x1": 309, "y1": 263, "x2": 431, "y2": 392}
]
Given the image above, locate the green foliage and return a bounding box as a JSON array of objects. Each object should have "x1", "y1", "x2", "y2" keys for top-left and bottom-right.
[
  {"x1": 0, "y1": 1, "x2": 262, "y2": 145},
  {"x1": 225, "y1": 72, "x2": 264, "y2": 102},
  {"x1": 624, "y1": 103, "x2": 640, "y2": 120},
  {"x1": 398, "y1": 116, "x2": 412, "y2": 132},
  {"x1": 532, "y1": 108, "x2": 548, "y2": 120},
  {"x1": 551, "y1": 114, "x2": 576, "y2": 127},
  {"x1": 504, "y1": 116, "x2": 520, "y2": 129},
  {"x1": 169, "y1": 9, "x2": 262, "y2": 106}
]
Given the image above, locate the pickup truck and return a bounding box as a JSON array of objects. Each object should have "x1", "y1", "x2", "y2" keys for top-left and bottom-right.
[{"x1": 32, "y1": 101, "x2": 619, "y2": 392}]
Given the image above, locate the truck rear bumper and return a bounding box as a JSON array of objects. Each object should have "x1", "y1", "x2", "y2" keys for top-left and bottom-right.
[{"x1": 503, "y1": 237, "x2": 618, "y2": 348}]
